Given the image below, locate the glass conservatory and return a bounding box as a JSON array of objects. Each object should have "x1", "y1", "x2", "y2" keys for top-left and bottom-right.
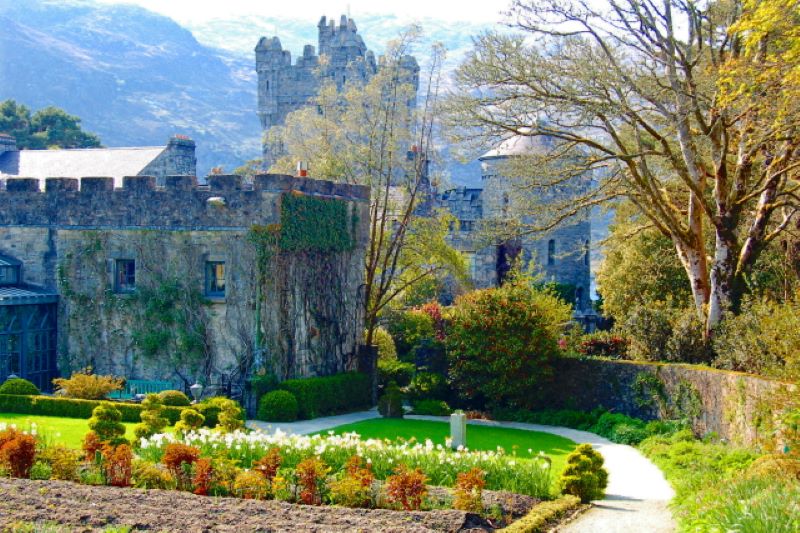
[{"x1": 0, "y1": 254, "x2": 58, "y2": 391}]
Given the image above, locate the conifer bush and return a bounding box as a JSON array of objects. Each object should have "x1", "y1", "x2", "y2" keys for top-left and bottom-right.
[
  {"x1": 134, "y1": 393, "x2": 169, "y2": 441},
  {"x1": 558, "y1": 444, "x2": 609, "y2": 503},
  {"x1": 0, "y1": 377, "x2": 40, "y2": 396},
  {"x1": 87, "y1": 404, "x2": 127, "y2": 446},
  {"x1": 175, "y1": 408, "x2": 205, "y2": 434},
  {"x1": 158, "y1": 390, "x2": 191, "y2": 406}
]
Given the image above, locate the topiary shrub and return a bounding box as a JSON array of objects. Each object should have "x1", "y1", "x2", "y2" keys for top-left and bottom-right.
[
  {"x1": 257, "y1": 390, "x2": 299, "y2": 422},
  {"x1": 369, "y1": 326, "x2": 398, "y2": 361},
  {"x1": 134, "y1": 393, "x2": 169, "y2": 441},
  {"x1": 52, "y1": 368, "x2": 123, "y2": 400},
  {"x1": 0, "y1": 378, "x2": 40, "y2": 396},
  {"x1": 378, "y1": 383, "x2": 404, "y2": 418},
  {"x1": 378, "y1": 359, "x2": 415, "y2": 390},
  {"x1": 446, "y1": 279, "x2": 572, "y2": 410},
  {"x1": 216, "y1": 397, "x2": 245, "y2": 432},
  {"x1": 559, "y1": 443, "x2": 609, "y2": 503},
  {"x1": 87, "y1": 404, "x2": 127, "y2": 446},
  {"x1": 158, "y1": 390, "x2": 191, "y2": 406},
  {"x1": 412, "y1": 399, "x2": 452, "y2": 416},
  {"x1": 175, "y1": 408, "x2": 204, "y2": 435},
  {"x1": 406, "y1": 371, "x2": 449, "y2": 402}
]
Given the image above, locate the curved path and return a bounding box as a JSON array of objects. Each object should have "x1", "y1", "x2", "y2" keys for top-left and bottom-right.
[{"x1": 249, "y1": 411, "x2": 676, "y2": 533}]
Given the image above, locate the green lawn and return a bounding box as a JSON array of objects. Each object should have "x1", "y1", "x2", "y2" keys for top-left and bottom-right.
[
  {"x1": 322, "y1": 418, "x2": 577, "y2": 476},
  {"x1": 0, "y1": 413, "x2": 140, "y2": 449}
]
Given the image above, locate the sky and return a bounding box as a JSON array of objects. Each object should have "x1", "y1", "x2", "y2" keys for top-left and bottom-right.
[{"x1": 92, "y1": 0, "x2": 511, "y2": 26}]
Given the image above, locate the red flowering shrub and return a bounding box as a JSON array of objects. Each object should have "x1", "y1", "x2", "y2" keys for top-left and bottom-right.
[
  {"x1": 446, "y1": 279, "x2": 572, "y2": 409},
  {"x1": 420, "y1": 301, "x2": 446, "y2": 341},
  {"x1": 0, "y1": 427, "x2": 36, "y2": 478},
  {"x1": 104, "y1": 444, "x2": 133, "y2": 487},
  {"x1": 385, "y1": 465, "x2": 428, "y2": 511}
]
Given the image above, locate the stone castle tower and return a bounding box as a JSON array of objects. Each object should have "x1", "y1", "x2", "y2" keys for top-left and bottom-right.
[{"x1": 256, "y1": 15, "x2": 420, "y2": 165}]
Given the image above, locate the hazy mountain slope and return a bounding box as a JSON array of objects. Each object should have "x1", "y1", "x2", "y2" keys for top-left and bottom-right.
[{"x1": 0, "y1": 0, "x2": 261, "y2": 175}]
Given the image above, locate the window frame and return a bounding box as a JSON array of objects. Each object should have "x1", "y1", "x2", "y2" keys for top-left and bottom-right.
[
  {"x1": 113, "y1": 259, "x2": 136, "y2": 294},
  {"x1": 0, "y1": 266, "x2": 20, "y2": 286},
  {"x1": 205, "y1": 260, "x2": 226, "y2": 299}
]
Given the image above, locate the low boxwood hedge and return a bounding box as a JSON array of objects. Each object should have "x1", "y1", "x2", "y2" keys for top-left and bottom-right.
[
  {"x1": 0, "y1": 394, "x2": 185, "y2": 424},
  {"x1": 278, "y1": 372, "x2": 371, "y2": 419}
]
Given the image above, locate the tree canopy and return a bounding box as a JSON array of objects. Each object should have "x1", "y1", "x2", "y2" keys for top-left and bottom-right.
[{"x1": 0, "y1": 100, "x2": 102, "y2": 149}]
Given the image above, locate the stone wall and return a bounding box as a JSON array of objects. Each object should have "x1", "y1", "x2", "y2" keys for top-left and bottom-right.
[
  {"x1": 542, "y1": 358, "x2": 794, "y2": 448},
  {"x1": 0, "y1": 173, "x2": 370, "y2": 392}
]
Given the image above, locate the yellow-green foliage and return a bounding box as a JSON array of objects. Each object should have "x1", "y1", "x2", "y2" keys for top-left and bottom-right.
[
  {"x1": 558, "y1": 444, "x2": 608, "y2": 503},
  {"x1": 216, "y1": 398, "x2": 245, "y2": 433},
  {"x1": 233, "y1": 469, "x2": 270, "y2": 499},
  {"x1": 746, "y1": 454, "x2": 800, "y2": 484},
  {"x1": 175, "y1": 408, "x2": 204, "y2": 435},
  {"x1": 500, "y1": 495, "x2": 582, "y2": 532},
  {"x1": 369, "y1": 326, "x2": 397, "y2": 361},
  {"x1": 131, "y1": 459, "x2": 175, "y2": 489},
  {"x1": 134, "y1": 394, "x2": 169, "y2": 440},
  {"x1": 38, "y1": 445, "x2": 80, "y2": 481},
  {"x1": 52, "y1": 369, "x2": 123, "y2": 400}
]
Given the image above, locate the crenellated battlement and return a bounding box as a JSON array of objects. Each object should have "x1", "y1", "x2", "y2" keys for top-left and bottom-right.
[{"x1": 0, "y1": 174, "x2": 369, "y2": 229}]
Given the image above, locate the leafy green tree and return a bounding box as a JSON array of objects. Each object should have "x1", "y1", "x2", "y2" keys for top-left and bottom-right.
[{"x1": 0, "y1": 100, "x2": 101, "y2": 149}]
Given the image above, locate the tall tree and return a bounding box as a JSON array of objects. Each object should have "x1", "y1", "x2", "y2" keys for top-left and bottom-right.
[
  {"x1": 270, "y1": 31, "x2": 467, "y2": 345},
  {"x1": 0, "y1": 100, "x2": 101, "y2": 149},
  {"x1": 445, "y1": 0, "x2": 800, "y2": 334}
]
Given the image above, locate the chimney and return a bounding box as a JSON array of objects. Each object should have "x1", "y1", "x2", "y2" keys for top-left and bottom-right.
[
  {"x1": 0, "y1": 134, "x2": 17, "y2": 154},
  {"x1": 296, "y1": 161, "x2": 309, "y2": 178}
]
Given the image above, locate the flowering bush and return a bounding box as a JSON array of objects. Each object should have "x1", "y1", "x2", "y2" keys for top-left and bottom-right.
[
  {"x1": 385, "y1": 465, "x2": 428, "y2": 510},
  {"x1": 138, "y1": 429, "x2": 552, "y2": 498}
]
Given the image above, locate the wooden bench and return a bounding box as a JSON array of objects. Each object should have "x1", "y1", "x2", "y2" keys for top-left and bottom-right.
[{"x1": 108, "y1": 379, "x2": 182, "y2": 400}]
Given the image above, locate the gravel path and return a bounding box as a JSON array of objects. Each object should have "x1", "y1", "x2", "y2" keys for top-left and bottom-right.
[{"x1": 252, "y1": 411, "x2": 676, "y2": 533}]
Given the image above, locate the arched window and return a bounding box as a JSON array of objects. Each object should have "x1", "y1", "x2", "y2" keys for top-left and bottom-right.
[{"x1": 547, "y1": 239, "x2": 555, "y2": 265}]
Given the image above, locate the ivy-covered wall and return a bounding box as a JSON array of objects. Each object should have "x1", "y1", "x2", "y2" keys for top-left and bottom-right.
[
  {"x1": 0, "y1": 174, "x2": 371, "y2": 394},
  {"x1": 541, "y1": 358, "x2": 794, "y2": 448}
]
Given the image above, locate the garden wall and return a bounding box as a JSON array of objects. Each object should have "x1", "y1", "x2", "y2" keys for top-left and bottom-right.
[{"x1": 543, "y1": 358, "x2": 795, "y2": 448}]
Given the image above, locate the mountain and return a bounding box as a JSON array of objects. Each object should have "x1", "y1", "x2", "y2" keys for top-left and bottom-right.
[{"x1": 0, "y1": 0, "x2": 262, "y2": 175}]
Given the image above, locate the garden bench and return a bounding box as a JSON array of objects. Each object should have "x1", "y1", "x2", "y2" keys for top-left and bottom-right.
[{"x1": 108, "y1": 379, "x2": 182, "y2": 400}]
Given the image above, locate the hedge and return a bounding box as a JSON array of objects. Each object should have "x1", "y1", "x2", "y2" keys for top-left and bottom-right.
[
  {"x1": 278, "y1": 372, "x2": 371, "y2": 420},
  {"x1": 0, "y1": 394, "x2": 185, "y2": 424},
  {"x1": 500, "y1": 495, "x2": 582, "y2": 532}
]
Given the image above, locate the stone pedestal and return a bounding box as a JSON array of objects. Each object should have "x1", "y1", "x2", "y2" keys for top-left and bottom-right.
[{"x1": 450, "y1": 410, "x2": 466, "y2": 450}]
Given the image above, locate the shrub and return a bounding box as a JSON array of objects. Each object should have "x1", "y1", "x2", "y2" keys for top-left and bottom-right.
[
  {"x1": 746, "y1": 454, "x2": 800, "y2": 483},
  {"x1": 385, "y1": 465, "x2": 428, "y2": 511},
  {"x1": 248, "y1": 371, "x2": 279, "y2": 404},
  {"x1": 0, "y1": 378, "x2": 40, "y2": 396},
  {"x1": 327, "y1": 456, "x2": 375, "y2": 508},
  {"x1": 257, "y1": 390, "x2": 299, "y2": 422},
  {"x1": 159, "y1": 390, "x2": 191, "y2": 407},
  {"x1": 132, "y1": 459, "x2": 175, "y2": 490},
  {"x1": 412, "y1": 399, "x2": 452, "y2": 416},
  {"x1": 0, "y1": 394, "x2": 184, "y2": 424},
  {"x1": 88, "y1": 404, "x2": 127, "y2": 446},
  {"x1": 175, "y1": 408, "x2": 205, "y2": 435},
  {"x1": 578, "y1": 332, "x2": 629, "y2": 359},
  {"x1": 253, "y1": 447, "x2": 282, "y2": 484},
  {"x1": 559, "y1": 444, "x2": 609, "y2": 503},
  {"x1": 619, "y1": 304, "x2": 673, "y2": 361},
  {"x1": 82, "y1": 431, "x2": 104, "y2": 463},
  {"x1": 446, "y1": 280, "x2": 572, "y2": 410},
  {"x1": 216, "y1": 398, "x2": 245, "y2": 432},
  {"x1": 194, "y1": 396, "x2": 226, "y2": 428},
  {"x1": 30, "y1": 461, "x2": 52, "y2": 480},
  {"x1": 209, "y1": 456, "x2": 240, "y2": 496},
  {"x1": 39, "y1": 445, "x2": 80, "y2": 481},
  {"x1": 386, "y1": 308, "x2": 436, "y2": 358},
  {"x1": 162, "y1": 442, "x2": 200, "y2": 490},
  {"x1": 52, "y1": 368, "x2": 123, "y2": 400},
  {"x1": 296, "y1": 456, "x2": 330, "y2": 505},
  {"x1": 377, "y1": 359, "x2": 415, "y2": 389},
  {"x1": 369, "y1": 326, "x2": 397, "y2": 361},
  {"x1": 233, "y1": 469, "x2": 270, "y2": 499},
  {"x1": 501, "y1": 495, "x2": 582, "y2": 533},
  {"x1": 0, "y1": 427, "x2": 36, "y2": 478},
  {"x1": 591, "y1": 412, "x2": 645, "y2": 440},
  {"x1": 609, "y1": 423, "x2": 649, "y2": 445},
  {"x1": 104, "y1": 443, "x2": 133, "y2": 487},
  {"x1": 666, "y1": 308, "x2": 711, "y2": 363},
  {"x1": 378, "y1": 383, "x2": 404, "y2": 418},
  {"x1": 278, "y1": 372, "x2": 371, "y2": 420},
  {"x1": 192, "y1": 458, "x2": 214, "y2": 496},
  {"x1": 406, "y1": 372, "x2": 449, "y2": 403},
  {"x1": 134, "y1": 393, "x2": 169, "y2": 441},
  {"x1": 453, "y1": 467, "x2": 485, "y2": 513}
]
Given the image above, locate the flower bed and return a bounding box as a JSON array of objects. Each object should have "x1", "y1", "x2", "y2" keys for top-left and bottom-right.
[{"x1": 138, "y1": 428, "x2": 553, "y2": 498}]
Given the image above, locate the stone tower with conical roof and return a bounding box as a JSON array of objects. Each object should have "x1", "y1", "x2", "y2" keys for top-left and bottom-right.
[{"x1": 256, "y1": 15, "x2": 419, "y2": 166}]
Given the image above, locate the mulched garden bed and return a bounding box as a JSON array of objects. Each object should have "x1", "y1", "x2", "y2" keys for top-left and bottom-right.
[{"x1": 0, "y1": 479, "x2": 539, "y2": 532}]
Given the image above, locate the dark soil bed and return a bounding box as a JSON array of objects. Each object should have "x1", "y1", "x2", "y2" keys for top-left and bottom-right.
[{"x1": 0, "y1": 478, "x2": 538, "y2": 532}]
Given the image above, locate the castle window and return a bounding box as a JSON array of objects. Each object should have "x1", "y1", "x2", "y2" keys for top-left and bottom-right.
[
  {"x1": 205, "y1": 261, "x2": 226, "y2": 298},
  {"x1": 0, "y1": 266, "x2": 19, "y2": 286},
  {"x1": 547, "y1": 239, "x2": 556, "y2": 265},
  {"x1": 114, "y1": 259, "x2": 136, "y2": 293}
]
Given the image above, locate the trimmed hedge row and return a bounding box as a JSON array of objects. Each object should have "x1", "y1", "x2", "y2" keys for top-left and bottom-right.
[
  {"x1": 500, "y1": 495, "x2": 582, "y2": 532},
  {"x1": 0, "y1": 394, "x2": 185, "y2": 424},
  {"x1": 278, "y1": 372, "x2": 371, "y2": 420}
]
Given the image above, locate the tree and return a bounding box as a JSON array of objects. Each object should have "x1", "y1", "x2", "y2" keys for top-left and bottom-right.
[
  {"x1": 445, "y1": 0, "x2": 800, "y2": 335},
  {"x1": 271, "y1": 30, "x2": 467, "y2": 345},
  {"x1": 0, "y1": 100, "x2": 101, "y2": 149}
]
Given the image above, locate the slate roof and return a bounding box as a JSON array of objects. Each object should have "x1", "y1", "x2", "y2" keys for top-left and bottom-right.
[
  {"x1": 0, "y1": 286, "x2": 58, "y2": 306},
  {"x1": 0, "y1": 146, "x2": 166, "y2": 187}
]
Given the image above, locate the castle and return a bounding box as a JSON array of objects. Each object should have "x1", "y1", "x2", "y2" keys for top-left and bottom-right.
[
  {"x1": 255, "y1": 15, "x2": 420, "y2": 165},
  {"x1": 0, "y1": 172, "x2": 369, "y2": 393}
]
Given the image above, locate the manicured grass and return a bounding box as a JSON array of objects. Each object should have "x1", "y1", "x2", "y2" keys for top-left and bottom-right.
[
  {"x1": 322, "y1": 418, "x2": 576, "y2": 476},
  {"x1": 0, "y1": 412, "x2": 140, "y2": 449}
]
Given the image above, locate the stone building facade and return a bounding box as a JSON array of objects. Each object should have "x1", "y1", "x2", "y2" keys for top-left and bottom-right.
[
  {"x1": 0, "y1": 134, "x2": 196, "y2": 188},
  {"x1": 436, "y1": 135, "x2": 593, "y2": 313},
  {"x1": 0, "y1": 174, "x2": 369, "y2": 393},
  {"x1": 255, "y1": 16, "x2": 419, "y2": 165}
]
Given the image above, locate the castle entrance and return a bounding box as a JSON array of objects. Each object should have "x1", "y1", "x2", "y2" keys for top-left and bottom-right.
[{"x1": 0, "y1": 298, "x2": 58, "y2": 392}]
